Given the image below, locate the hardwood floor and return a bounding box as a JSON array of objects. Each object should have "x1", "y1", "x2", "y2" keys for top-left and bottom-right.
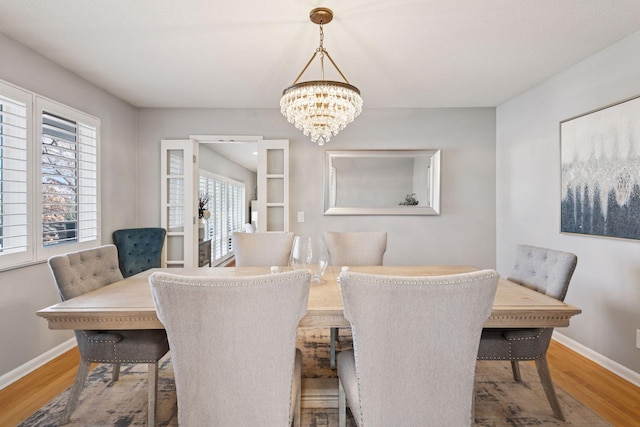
[
  {"x1": 0, "y1": 346, "x2": 82, "y2": 426},
  {"x1": 547, "y1": 340, "x2": 640, "y2": 426},
  {"x1": 0, "y1": 340, "x2": 638, "y2": 426}
]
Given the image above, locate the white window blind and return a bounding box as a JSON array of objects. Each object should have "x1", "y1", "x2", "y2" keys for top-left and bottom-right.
[
  {"x1": 199, "y1": 171, "x2": 245, "y2": 265},
  {"x1": 0, "y1": 87, "x2": 30, "y2": 260},
  {"x1": 167, "y1": 150, "x2": 185, "y2": 231},
  {"x1": 41, "y1": 110, "x2": 98, "y2": 246}
]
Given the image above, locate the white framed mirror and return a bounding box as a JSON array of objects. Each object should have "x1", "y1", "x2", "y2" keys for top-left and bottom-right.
[{"x1": 324, "y1": 149, "x2": 441, "y2": 215}]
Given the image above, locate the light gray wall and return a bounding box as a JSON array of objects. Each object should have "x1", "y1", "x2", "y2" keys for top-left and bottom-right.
[
  {"x1": 496, "y1": 30, "x2": 640, "y2": 374},
  {"x1": 0, "y1": 34, "x2": 138, "y2": 376},
  {"x1": 137, "y1": 107, "x2": 496, "y2": 267}
]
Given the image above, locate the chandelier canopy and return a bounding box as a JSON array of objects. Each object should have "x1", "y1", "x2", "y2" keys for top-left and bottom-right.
[{"x1": 280, "y1": 8, "x2": 363, "y2": 146}]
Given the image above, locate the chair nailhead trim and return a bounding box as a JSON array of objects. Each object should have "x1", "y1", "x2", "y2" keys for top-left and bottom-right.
[
  {"x1": 345, "y1": 271, "x2": 498, "y2": 286},
  {"x1": 154, "y1": 271, "x2": 311, "y2": 288}
]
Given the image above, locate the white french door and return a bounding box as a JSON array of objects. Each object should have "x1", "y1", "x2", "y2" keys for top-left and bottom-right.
[
  {"x1": 160, "y1": 137, "x2": 288, "y2": 267},
  {"x1": 160, "y1": 139, "x2": 198, "y2": 267}
]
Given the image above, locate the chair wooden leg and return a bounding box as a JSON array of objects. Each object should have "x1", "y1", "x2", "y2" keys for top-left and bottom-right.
[
  {"x1": 147, "y1": 362, "x2": 159, "y2": 427},
  {"x1": 510, "y1": 360, "x2": 522, "y2": 382},
  {"x1": 535, "y1": 356, "x2": 565, "y2": 421},
  {"x1": 111, "y1": 362, "x2": 121, "y2": 384},
  {"x1": 472, "y1": 381, "x2": 476, "y2": 423},
  {"x1": 62, "y1": 357, "x2": 91, "y2": 423},
  {"x1": 338, "y1": 378, "x2": 347, "y2": 427},
  {"x1": 330, "y1": 327, "x2": 338, "y2": 368},
  {"x1": 293, "y1": 372, "x2": 301, "y2": 427}
]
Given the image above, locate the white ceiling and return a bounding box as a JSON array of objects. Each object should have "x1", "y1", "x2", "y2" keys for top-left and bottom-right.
[{"x1": 2, "y1": 0, "x2": 640, "y2": 109}]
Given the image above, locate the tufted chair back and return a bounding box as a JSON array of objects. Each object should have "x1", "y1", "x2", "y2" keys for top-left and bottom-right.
[
  {"x1": 112, "y1": 228, "x2": 166, "y2": 278},
  {"x1": 508, "y1": 244, "x2": 577, "y2": 301},
  {"x1": 49, "y1": 244, "x2": 124, "y2": 301}
]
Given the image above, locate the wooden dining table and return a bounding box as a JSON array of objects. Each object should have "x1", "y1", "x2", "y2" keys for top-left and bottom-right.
[
  {"x1": 37, "y1": 265, "x2": 581, "y2": 330},
  {"x1": 37, "y1": 265, "x2": 581, "y2": 408}
]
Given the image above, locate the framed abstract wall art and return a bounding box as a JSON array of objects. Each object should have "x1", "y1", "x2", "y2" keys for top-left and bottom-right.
[{"x1": 560, "y1": 95, "x2": 640, "y2": 240}]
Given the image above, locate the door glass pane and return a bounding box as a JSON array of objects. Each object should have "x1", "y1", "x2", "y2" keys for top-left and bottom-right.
[
  {"x1": 266, "y1": 149, "x2": 284, "y2": 174},
  {"x1": 166, "y1": 149, "x2": 183, "y2": 174}
]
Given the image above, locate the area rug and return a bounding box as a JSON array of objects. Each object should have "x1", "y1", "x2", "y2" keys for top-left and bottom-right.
[{"x1": 19, "y1": 329, "x2": 610, "y2": 426}]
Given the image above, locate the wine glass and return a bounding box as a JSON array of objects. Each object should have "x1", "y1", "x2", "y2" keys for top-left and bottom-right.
[{"x1": 289, "y1": 234, "x2": 329, "y2": 283}]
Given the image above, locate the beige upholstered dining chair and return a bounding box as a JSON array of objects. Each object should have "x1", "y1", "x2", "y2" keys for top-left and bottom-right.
[
  {"x1": 477, "y1": 244, "x2": 578, "y2": 420},
  {"x1": 324, "y1": 231, "x2": 387, "y2": 367},
  {"x1": 337, "y1": 269, "x2": 499, "y2": 427},
  {"x1": 149, "y1": 269, "x2": 311, "y2": 426},
  {"x1": 324, "y1": 231, "x2": 387, "y2": 266},
  {"x1": 48, "y1": 245, "x2": 169, "y2": 427},
  {"x1": 232, "y1": 231, "x2": 295, "y2": 266}
]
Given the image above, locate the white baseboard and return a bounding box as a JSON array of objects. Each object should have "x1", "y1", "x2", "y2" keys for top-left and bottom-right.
[
  {"x1": 0, "y1": 338, "x2": 76, "y2": 390},
  {"x1": 553, "y1": 331, "x2": 640, "y2": 388}
]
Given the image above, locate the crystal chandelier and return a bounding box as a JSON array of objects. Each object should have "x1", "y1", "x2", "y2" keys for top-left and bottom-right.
[{"x1": 280, "y1": 7, "x2": 363, "y2": 146}]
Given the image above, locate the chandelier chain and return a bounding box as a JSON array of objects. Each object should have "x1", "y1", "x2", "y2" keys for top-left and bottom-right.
[
  {"x1": 318, "y1": 23, "x2": 326, "y2": 80},
  {"x1": 318, "y1": 23, "x2": 325, "y2": 52}
]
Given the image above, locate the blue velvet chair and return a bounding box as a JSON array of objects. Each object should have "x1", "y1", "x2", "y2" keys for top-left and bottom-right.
[
  {"x1": 477, "y1": 244, "x2": 578, "y2": 421},
  {"x1": 112, "y1": 227, "x2": 166, "y2": 278}
]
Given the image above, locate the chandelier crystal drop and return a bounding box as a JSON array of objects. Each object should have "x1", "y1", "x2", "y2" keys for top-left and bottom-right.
[{"x1": 280, "y1": 8, "x2": 363, "y2": 146}]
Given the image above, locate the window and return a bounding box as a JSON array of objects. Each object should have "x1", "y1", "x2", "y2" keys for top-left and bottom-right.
[
  {"x1": 199, "y1": 171, "x2": 245, "y2": 265},
  {"x1": 0, "y1": 79, "x2": 100, "y2": 270},
  {"x1": 167, "y1": 150, "x2": 185, "y2": 232},
  {"x1": 0, "y1": 83, "x2": 31, "y2": 267}
]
